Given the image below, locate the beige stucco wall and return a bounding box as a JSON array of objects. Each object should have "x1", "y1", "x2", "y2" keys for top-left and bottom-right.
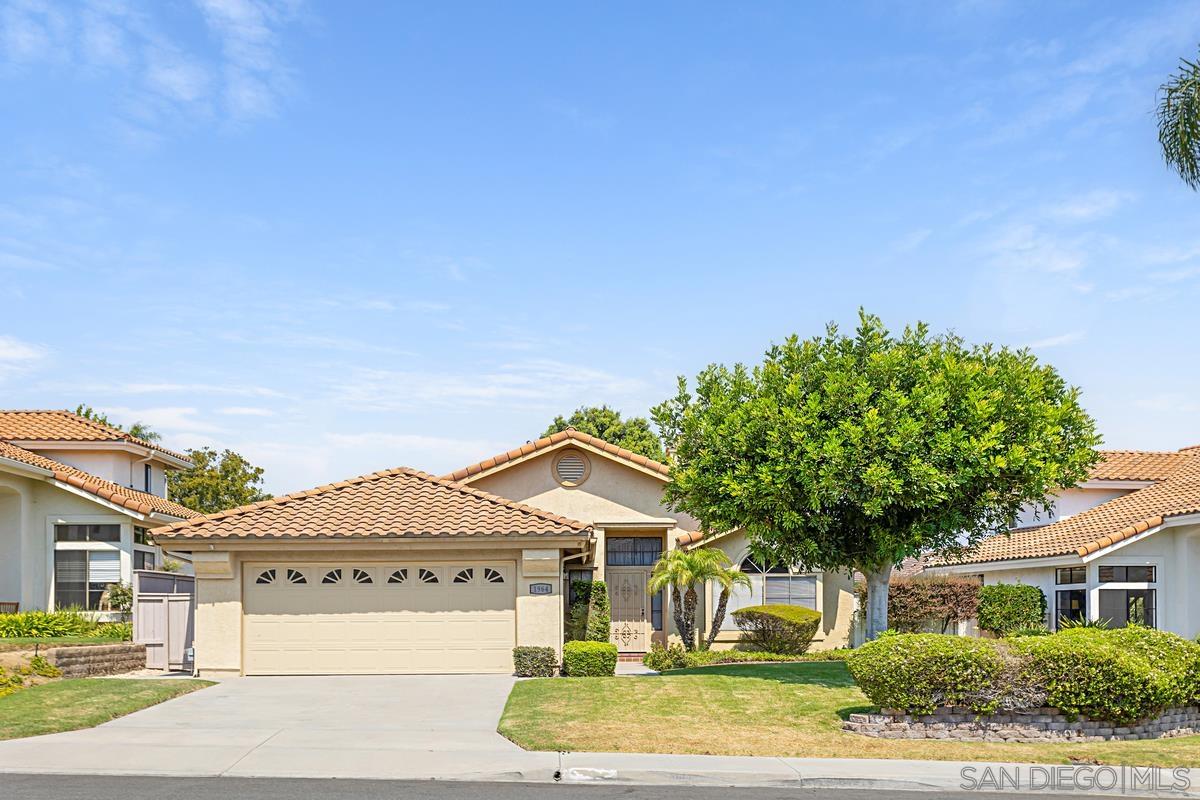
[
  {"x1": 189, "y1": 544, "x2": 566, "y2": 677},
  {"x1": 469, "y1": 446, "x2": 699, "y2": 531},
  {"x1": 700, "y1": 529, "x2": 856, "y2": 651}
]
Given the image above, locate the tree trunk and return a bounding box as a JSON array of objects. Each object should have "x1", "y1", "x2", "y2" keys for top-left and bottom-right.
[
  {"x1": 683, "y1": 586, "x2": 699, "y2": 651},
  {"x1": 705, "y1": 587, "x2": 731, "y2": 650},
  {"x1": 864, "y1": 566, "x2": 892, "y2": 641},
  {"x1": 670, "y1": 585, "x2": 686, "y2": 648}
]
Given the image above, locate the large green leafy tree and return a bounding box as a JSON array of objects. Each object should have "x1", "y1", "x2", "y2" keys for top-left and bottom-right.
[
  {"x1": 74, "y1": 404, "x2": 161, "y2": 442},
  {"x1": 1158, "y1": 50, "x2": 1200, "y2": 189},
  {"x1": 652, "y1": 311, "x2": 1100, "y2": 641},
  {"x1": 169, "y1": 447, "x2": 272, "y2": 514},
  {"x1": 543, "y1": 405, "x2": 665, "y2": 462}
]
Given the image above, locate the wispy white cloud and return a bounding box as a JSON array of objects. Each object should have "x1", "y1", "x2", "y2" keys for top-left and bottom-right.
[
  {"x1": 0, "y1": 0, "x2": 303, "y2": 133},
  {"x1": 101, "y1": 405, "x2": 223, "y2": 434},
  {"x1": 334, "y1": 359, "x2": 647, "y2": 412},
  {"x1": 1044, "y1": 189, "x2": 1133, "y2": 222},
  {"x1": 893, "y1": 228, "x2": 933, "y2": 252},
  {"x1": 0, "y1": 334, "x2": 46, "y2": 364},
  {"x1": 1026, "y1": 331, "x2": 1085, "y2": 349},
  {"x1": 217, "y1": 405, "x2": 274, "y2": 416}
]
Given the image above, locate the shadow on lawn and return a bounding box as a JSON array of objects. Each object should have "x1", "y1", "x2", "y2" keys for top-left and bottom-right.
[{"x1": 671, "y1": 662, "x2": 857, "y2": 689}]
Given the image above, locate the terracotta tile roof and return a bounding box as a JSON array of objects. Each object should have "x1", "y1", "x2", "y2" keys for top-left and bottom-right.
[
  {"x1": 0, "y1": 410, "x2": 191, "y2": 463},
  {"x1": 0, "y1": 441, "x2": 199, "y2": 519},
  {"x1": 1089, "y1": 450, "x2": 1189, "y2": 481},
  {"x1": 950, "y1": 448, "x2": 1200, "y2": 565},
  {"x1": 153, "y1": 467, "x2": 592, "y2": 541},
  {"x1": 444, "y1": 428, "x2": 670, "y2": 483}
]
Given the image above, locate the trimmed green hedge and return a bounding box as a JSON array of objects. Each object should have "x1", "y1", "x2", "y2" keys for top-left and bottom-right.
[
  {"x1": 847, "y1": 633, "x2": 1009, "y2": 714},
  {"x1": 562, "y1": 641, "x2": 617, "y2": 677},
  {"x1": 977, "y1": 584, "x2": 1047, "y2": 635},
  {"x1": 512, "y1": 646, "x2": 557, "y2": 677},
  {"x1": 732, "y1": 604, "x2": 821, "y2": 654},
  {"x1": 848, "y1": 628, "x2": 1200, "y2": 724}
]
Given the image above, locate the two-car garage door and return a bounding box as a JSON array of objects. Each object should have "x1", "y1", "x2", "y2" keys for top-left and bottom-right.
[{"x1": 242, "y1": 562, "x2": 516, "y2": 675}]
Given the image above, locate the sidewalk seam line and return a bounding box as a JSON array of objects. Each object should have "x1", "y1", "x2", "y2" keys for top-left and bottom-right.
[{"x1": 218, "y1": 728, "x2": 284, "y2": 777}]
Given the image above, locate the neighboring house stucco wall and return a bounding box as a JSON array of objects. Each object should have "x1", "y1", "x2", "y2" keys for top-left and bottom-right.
[
  {"x1": 1014, "y1": 487, "x2": 1135, "y2": 529},
  {"x1": 0, "y1": 469, "x2": 173, "y2": 612},
  {"x1": 935, "y1": 523, "x2": 1200, "y2": 640}
]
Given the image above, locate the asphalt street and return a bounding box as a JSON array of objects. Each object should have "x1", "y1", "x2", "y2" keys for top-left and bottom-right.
[{"x1": 0, "y1": 774, "x2": 1103, "y2": 800}]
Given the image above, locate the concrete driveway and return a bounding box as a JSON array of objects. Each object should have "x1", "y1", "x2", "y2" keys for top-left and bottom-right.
[{"x1": 0, "y1": 675, "x2": 559, "y2": 781}]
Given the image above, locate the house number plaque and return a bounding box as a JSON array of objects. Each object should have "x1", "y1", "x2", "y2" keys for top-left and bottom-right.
[{"x1": 529, "y1": 582, "x2": 553, "y2": 595}]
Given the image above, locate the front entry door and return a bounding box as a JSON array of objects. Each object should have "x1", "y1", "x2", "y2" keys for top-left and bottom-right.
[{"x1": 607, "y1": 568, "x2": 650, "y2": 651}]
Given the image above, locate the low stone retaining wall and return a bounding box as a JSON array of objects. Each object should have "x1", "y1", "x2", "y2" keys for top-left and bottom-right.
[
  {"x1": 47, "y1": 643, "x2": 146, "y2": 678},
  {"x1": 844, "y1": 706, "x2": 1200, "y2": 742}
]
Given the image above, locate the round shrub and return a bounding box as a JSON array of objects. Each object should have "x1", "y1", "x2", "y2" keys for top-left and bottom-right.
[
  {"x1": 512, "y1": 646, "x2": 557, "y2": 677},
  {"x1": 562, "y1": 640, "x2": 617, "y2": 677},
  {"x1": 731, "y1": 605, "x2": 821, "y2": 654},
  {"x1": 1010, "y1": 628, "x2": 1174, "y2": 724},
  {"x1": 643, "y1": 643, "x2": 688, "y2": 672},
  {"x1": 1105, "y1": 626, "x2": 1200, "y2": 707},
  {"x1": 977, "y1": 584, "x2": 1047, "y2": 635},
  {"x1": 846, "y1": 633, "x2": 1009, "y2": 714}
]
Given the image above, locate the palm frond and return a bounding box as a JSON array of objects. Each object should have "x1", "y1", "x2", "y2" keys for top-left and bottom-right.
[{"x1": 1158, "y1": 54, "x2": 1200, "y2": 189}]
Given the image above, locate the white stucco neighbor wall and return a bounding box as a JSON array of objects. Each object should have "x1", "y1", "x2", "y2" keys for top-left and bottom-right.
[
  {"x1": 946, "y1": 524, "x2": 1200, "y2": 640},
  {"x1": 0, "y1": 469, "x2": 155, "y2": 611},
  {"x1": 1014, "y1": 487, "x2": 1134, "y2": 529}
]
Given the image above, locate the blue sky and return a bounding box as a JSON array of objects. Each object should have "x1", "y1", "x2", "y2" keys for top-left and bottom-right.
[{"x1": 2, "y1": 1, "x2": 1199, "y2": 495}]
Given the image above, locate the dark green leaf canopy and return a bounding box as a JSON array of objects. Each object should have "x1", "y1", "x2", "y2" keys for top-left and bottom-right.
[
  {"x1": 653, "y1": 311, "x2": 1101, "y2": 576},
  {"x1": 543, "y1": 405, "x2": 665, "y2": 462}
]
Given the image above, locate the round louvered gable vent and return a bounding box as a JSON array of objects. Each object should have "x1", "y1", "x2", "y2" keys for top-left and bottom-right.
[{"x1": 553, "y1": 450, "x2": 590, "y2": 486}]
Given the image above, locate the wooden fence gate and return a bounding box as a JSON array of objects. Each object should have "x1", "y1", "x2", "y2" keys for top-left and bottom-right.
[{"x1": 133, "y1": 571, "x2": 195, "y2": 671}]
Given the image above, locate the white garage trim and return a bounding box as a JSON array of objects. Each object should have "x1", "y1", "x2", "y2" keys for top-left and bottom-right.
[{"x1": 242, "y1": 560, "x2": 517, "y2": 675}]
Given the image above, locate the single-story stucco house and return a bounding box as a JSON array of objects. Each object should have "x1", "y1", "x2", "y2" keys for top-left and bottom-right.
[
  {"x1": 155, "y1": 429, "x2": 856, "y2": 677},
  {"x1": 928, "y1": 446, "x2": 1200, "y2": 639},
  {"x1": 0, "y1": 410, "x2": 200, "y2": 615}
]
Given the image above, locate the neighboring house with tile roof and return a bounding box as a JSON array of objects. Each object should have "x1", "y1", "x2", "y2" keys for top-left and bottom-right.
[
  {"x1": 0, "y1": 410, "x2": 199, "y2": 615},
  {"x1": 157, "y1": 427, "x2": 857, "y2": 677},
  {"x1": 928, "y1": 447, "x2": 1200, "y2": 640}
]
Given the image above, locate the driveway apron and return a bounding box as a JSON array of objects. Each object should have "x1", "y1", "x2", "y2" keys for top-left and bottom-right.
[{"x1": 0, "y1": 675, "x2": 560, "y2": 781}]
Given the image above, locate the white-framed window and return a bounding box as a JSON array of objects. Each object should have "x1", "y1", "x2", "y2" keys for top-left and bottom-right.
[
  {"x1": 49, "y1": 516, "x2": 129, "y2": 611},
  {"x1": 721, "y1": 555, "x2": 818, "y2": 630},
  {"x1": 54, "y1": 549, "x2": 120, "y2": 610}
]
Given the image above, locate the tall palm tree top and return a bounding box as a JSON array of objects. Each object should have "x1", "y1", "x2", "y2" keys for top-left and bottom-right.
[{"x1": 1158, "y1": 52, "x2": 1200, "y2": 189}]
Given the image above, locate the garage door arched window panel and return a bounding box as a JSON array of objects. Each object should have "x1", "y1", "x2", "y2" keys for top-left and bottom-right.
[
  {"x1": 388, "y1": 568, "x2": 408, "y2": 584},
  {"x1": 286, "y1": 569, "x2": 307, "y2": 585},
  {"x1": 453, "y1": 568, "x2": 474, "y2": 584},
  {"x1": 322, "y1": 569, "x2": 343, "y2": 585},
  {"x1": 352, "y1": 568, "x2": 374, "y2": 585},
  {"x1": 418, "y1": 568, "x2": 440, "y2": 584},
  {"x1": 256, "y1": 569, "x2": 277, "y2": 585},
  {"x1": 483, "y1": 567, "x2": 505, "y2": 584}
]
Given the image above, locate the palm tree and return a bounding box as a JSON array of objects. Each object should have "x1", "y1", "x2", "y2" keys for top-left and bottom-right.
[
  {"x1": 1158, "y1": 51, "x2": 1200, "y2": 189},
  {"x1": 648, "y1": 548, "x2": 749, "y2": 651},
  {"x1": 705, "y1": 559, "x2": 751, "y2": 650}
]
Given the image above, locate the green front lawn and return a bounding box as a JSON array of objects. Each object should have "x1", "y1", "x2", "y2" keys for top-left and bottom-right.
[
  {"x1": 0, "y1": 636, "x2": 127, "y2": 654},
  {"x1": 0, "y1": 679, "x2": 213, "y2": 740},
  {"x1": 498, "y1": 662, "x2": 1200, "y2": 768}
]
